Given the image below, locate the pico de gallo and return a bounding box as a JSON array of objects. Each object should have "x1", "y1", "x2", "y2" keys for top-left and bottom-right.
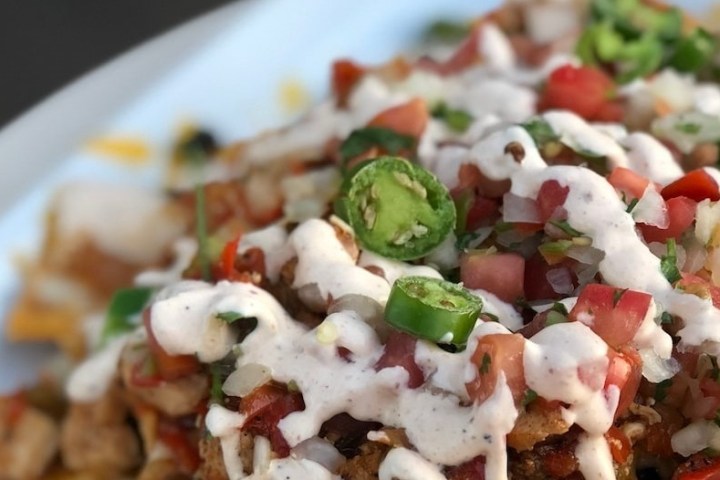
[{"x1": 4, "y1": 0, "x2": 720, "y2": 479}]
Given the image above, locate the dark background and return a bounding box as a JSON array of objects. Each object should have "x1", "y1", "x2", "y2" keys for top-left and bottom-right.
[{"x1": 0, "y1": 0, "x2": 233, "y2": 129}]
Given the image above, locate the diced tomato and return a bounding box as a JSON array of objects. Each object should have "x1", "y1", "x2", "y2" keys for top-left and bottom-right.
[
  {"x1": 640, "y1": 196, "x2": 697, "y2": 243},
  {"x1": 368, "y1": 98, "x2": 428, "y2": 139},
  {"x1": 695, "y1": 377, "x2": 720, "y2": 421},
  {"x1": 455, "y1": 164, "x2": 511, "y2": 199},
  {"x1": 332, "y1": 59, "x2": 366, "y2": 107},
  {"x1": 605, "y1": 426, "x2": 632, "y2": 464},
  {"x1": 375, "y1": 331, "x2": 425, "y2": 388},
  {"x1": 446, "y1": 455, "x2": 486, "y2": 480},
  {"x1": 466, "y1": 195, "x2": 500, "y2": 231},
  {"x1": 537, "y1": 180, "x2": 569, "y2": 222},
  {"x1": 524, "y1": 253, "x2": 576, "y2": 302},
  {"x1": 569, "y1": 284, "x2": 652, "y2": 348},
  {"x1": 662, "y1": 169, "x2": 720, "y2": 202},
  {"x1": 460, "y1": 252, "x2": 525, "y2": 303},
  {"x1": 604, "y1": 347, "x2": 642, "y2": 418},
  {"x1": 538, "y1": 64, "x2": 618, "y2": 121},
  {"x1": 241, "y1": 382, "x2": 305, "y2": 457},
  {"x1": 607, "y1": 167, "x2": 652, "y2": 201},
  {"x1": 218, "y1": 234, "x2": 242, "y2": 279},
  {"x1": 678, "y1": 274, "x2": 720, "y2": 309},
  {"x1": 416, "y1": 27, "x2": 481, "y2": 76},
  {"x1": 158, "y1": 420, "x2": 201, "y2": 473},
  {"x1": 143, "y1": 310, "x2": 201, "y2": 381},
  {"x1": 675, "y1": 454, "x2": 720, "y2": 480},
  {"x1": 593, "y1": 101, "x2": 625, "y2": 123},
  {"x1": 466, "y1": 333, "x2": 527, "y2": 405}
]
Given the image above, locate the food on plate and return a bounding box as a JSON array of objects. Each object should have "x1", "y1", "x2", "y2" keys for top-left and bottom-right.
[{"x1": 4, "y1": 0, "x2": 720, "y2": 478}]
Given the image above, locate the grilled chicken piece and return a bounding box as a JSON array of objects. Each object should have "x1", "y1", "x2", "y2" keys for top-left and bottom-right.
[
  {"x1": 60, "y1": 383, "x2": 141, "y2": 473},
  {"x1": 0, "y1": 402, "x2": 60, "y2": 480},
  {"x1": 119, "y1": 345, "x2": 209, "y2": 417},
  {"x1": 507, "y1": 401, "x2": 570, "y2": 451}
]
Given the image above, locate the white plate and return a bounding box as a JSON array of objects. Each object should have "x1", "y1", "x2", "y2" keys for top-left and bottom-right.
[
  {"x1": 0, "y1": 0, "x2": 498, "y2": 393},
  {"x1": 0, "y1": 0, "x2": 713, "y2": 393}
]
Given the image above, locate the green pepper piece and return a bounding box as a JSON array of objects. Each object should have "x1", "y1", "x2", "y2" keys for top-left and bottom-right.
[
  {"x1": 101, "y1": 287, "x2": 153, "y2": 344},
  {"x1": 384, "y1": 276, "x2": 482, "y2": 345},
  {"x1": 344, "y1": 156, "x2": 456, "y2": 260},
  {"x1": 669, "y1": 28, "x2": 715, "y2": 73}
]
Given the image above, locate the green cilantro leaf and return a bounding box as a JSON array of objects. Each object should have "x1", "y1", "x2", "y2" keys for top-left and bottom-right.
[
  {"x1": 101, "y1": 287, "x2": 153, "y2": 344},
  {"x1": 339, "y1": 127, "x2": 415, "y2": 167},
  {"x1": 660, "y1": 238, "x2": 682, "y2": 284},
  {"x1": 431, "y1": 102, "x2": 474, "y2": 133}
]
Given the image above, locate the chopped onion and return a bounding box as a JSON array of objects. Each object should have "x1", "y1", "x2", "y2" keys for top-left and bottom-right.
[
  {"x1": 632, "y1": 187, "x2": 669, "y2": 228},
  {"x1": 708, "y1": 248, "x2": 720, "y2": 287},
  {"x1": 652, "y1": 111, "x2": 720, "y2": 154},
  {"x1": 546, "y1": 267, "x2": 574, "y2": 295},
  {"x1": 639, "y1": 348, "x2": 680, "y2": 383},
  {"x1": 566, "y1": 245, "x2": 604, "y2": 265},
  {"x1": 292, "y1": 437, "x2": 346, "y2": 472},
  {"x1": 222, "y1": 363, "x2": 271, "y2": 397},
  {"x1": 502, "y1": 192, "x2": 541, "y2": 224},
  {"x1": 685, "y1": 239, "x2": 709, "y2": 274},
  {"x1": 574, "y1": 262, "x2": 600, "y2": 288},
  {"x1": 671, "y1": 420, "x2": 720, "y2": 457},
  {"x1": 328, "y1": 294, "x2": 390, "y2": 341},
  {"x1": 297, "y1": 283, "x2": 328, "y2": 313},
  {"x1": 696, "y1": 199, "x2": 720, "y2": 245}
]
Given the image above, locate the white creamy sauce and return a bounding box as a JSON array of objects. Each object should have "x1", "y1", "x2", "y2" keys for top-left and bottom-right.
[
  {"x1": 166, "y1": 278, "x2": 519, "y2": 480},
  {"x1": 542, "y1": 111, "x2": 629, "y2": 168},
  {"x1": 695, "y1": 84, "x2": 720, "y2": 116},
  {"x1": 290, "y1": 219, "x2": 390, "y2": 304},
  {"x1": 469, "y1": 289, "x2": 524, "y2": 331},
  {"x1": 575, "y1": 432, "x2": 616, "y2": 480},
  {"x1": 358, "y1": 251, "x2": 442, "y2": 285},
  {"x1": 66, "y1": 334, "x2": 131, "y2": 402},
  {"x1": 378, "y1": 448, "x2": 446, "y2": 480},
  {"x1": 238, "y1": 224, "x2": 292, "y2": 283},
  {"x1": 151, "y1": 281, "x2": 252, "y2": 362},
  {"x1": 620, "y1": 133, "x2": 683, "y2": 185},
  {"x1": 477, "y1": 23, "x2": 516, "y2": 73},
  {"x1": 54, "y1": 182, "x2": 187, "y2": 265},
  {"x1": 524, "y1": 323, "x2": 613, "y2": 432}
]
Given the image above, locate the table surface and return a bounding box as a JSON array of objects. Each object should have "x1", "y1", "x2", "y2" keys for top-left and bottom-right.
[{"x1": 0, "y1": 0, "x2": 233, "y2": 129}]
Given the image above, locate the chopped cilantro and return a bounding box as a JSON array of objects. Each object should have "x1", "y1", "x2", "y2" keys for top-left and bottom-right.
[
  {"x1": 431, "y1": 102, "x2": 474, "y2": 133},
  {"x1": 521, "y1": 118, "x2": 560, "y2": 147},
  {"x1": 101, "y1": 287, "x2": 153, "y2": 344},
  {"x1": 549, "y1": 220, "x2": 584, "y2": 238},
  {"x1": 479, "y1": 353, "x2": 492, "y2": 375},
  {"x1": 339, "y1": 127, "x2": 415, "y2": 168},
  {"x1": 626, "y1": 197, "x2": 639, "y2": 213},
  {"x1": 424, "y1": 20, "x2": 472, "y2": 44},
  {"x1": 660, "y1": 239, "x2": 682, "y2": 284},
  {"x1": 654, "y1": 378, "x2": 673, "y2": 402},
  {"x1": 545, "y1": 310, "x2": 568, "y2": 326},
  {"x1": 216, "y1": 311, "x2": 245, "y2": 323},
  {"x1": 675, "y1": 122, "x2": 702, "y2": 135},
  {"x1": 522, "y1": 389, "x2": 538, "y2": 406},
  {"x1": 551, "y1": 302, "x2": 569, "y2": 316}
]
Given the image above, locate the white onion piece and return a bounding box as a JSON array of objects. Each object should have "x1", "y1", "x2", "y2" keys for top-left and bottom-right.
[
  {"x1": 502, "y1": 192, "x2": 541, "y2": 223},
  {"x1": 292, "y1": 437, "x2": 346, "y2": 473},
  {"x1": 574, "y1": 262, "x2": 600, "y2": 288},
  {"x1": 566, "y1": 245, "x2": 605, "y2": 265},
  {"x1": 672, "y1": 421, "x2": 720, "y2": 457},
  {"x1": 639, "y1": 348, "x2": 680, "y2": 383},
  {"x1": 681, "y1": 240, "x2": 708, "y2": 273},
  {"x1": 222, "y1": 363, "x2": 271, "y2": 397},
  {"x1": 696, "y1": 199, "x2": 720, "y2": 245},
  {"x1": 546, "y1": 268, "x2": 574, "y2": 295},
  {"x1": 328, "y1": 294, "x2": 389, "y2": 341},
  {"x1": 708, "y1": 249, "x2": 720, "y2": 287},
  {"x1": 632, "y1": 187, "x2": 669, "y2": 228},
  {"x1": 297, "y1": 283, "x2": 328, "y2": 313}
]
